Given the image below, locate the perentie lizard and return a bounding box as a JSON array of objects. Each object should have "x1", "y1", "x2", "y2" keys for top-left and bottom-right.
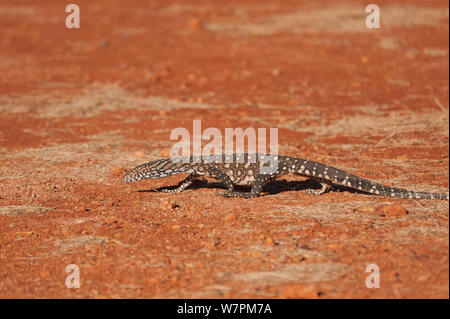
[{"x1": 122, "y1": 153, "x2": 449, "y2": 200}]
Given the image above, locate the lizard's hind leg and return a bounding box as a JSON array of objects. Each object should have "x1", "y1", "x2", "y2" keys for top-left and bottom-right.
[{"x1": 307, "y1": 180, "x2": 333, "y2": 195}]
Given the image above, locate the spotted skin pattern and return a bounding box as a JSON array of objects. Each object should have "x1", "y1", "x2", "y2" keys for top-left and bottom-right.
[{"x1": 123, "y1": 154, "x2": 450, "y2": 200}]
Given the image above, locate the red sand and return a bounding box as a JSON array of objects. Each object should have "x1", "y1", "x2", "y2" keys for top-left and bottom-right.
[{"x1": 0, "y1": 0, "x2": 448, "y2": 298}]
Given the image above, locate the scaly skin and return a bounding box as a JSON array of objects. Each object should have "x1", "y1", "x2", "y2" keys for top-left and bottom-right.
[{"x1": 123, "y1": 153, "x2": 450, "y2": 200}]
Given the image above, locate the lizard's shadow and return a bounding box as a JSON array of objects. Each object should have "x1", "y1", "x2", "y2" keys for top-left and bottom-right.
[
  {"x1": 263, "y1": 179, "x2": 370, "y2": 196},
  {"x1": 138, "y1": 179, "x2": 371, "y2": 196}
]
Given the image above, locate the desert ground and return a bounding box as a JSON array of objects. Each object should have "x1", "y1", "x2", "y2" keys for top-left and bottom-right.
[{"x1": 0, "y1": 0, "x2": 448, "y2": 298}]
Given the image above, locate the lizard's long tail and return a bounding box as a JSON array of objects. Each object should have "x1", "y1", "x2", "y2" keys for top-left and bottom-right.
[
  {"x1": 332, "y1": 168, "x2": 449, "y2": 200},
  {"x1": 366, "y1": 181, "x2": 449, "y2": 200}
]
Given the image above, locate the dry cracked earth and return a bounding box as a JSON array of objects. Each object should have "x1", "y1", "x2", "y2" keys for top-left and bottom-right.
[{"x1": 0, "y1": 0, "x2": 449, "y2": 298}]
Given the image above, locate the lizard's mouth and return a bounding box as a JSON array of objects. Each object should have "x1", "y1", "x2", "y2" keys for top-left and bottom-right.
[{"x1": 122, "y1": 171, "x2": 137, "y2": 183}]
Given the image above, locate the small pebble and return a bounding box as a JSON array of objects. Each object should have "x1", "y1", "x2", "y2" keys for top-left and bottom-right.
[
  {"x1": 376, "y1": 204, "x2": 408, "y2": 218},
  {"x1": 188, "y1": 18, "x2": 202, "y2": 30},
  {"x1": 224, "y1": 213, "x2": 237, "y2": 222},
  {"x1": 160, "y1": 199, "x2": 179, "y2": 210},
  {"x1": 265, "y1": 237, "x2": 276, "y2": 247}
]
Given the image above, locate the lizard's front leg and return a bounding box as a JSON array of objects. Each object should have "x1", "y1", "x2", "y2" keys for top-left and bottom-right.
[
  {"x1": 207, "y1": 167, "x2": 239, "y2": 197},
  {"x1": 159, "y1": 174, "x2": 198, "y2": 193}
]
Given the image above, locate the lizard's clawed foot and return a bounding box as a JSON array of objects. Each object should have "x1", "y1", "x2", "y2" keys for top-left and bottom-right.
[
  {"x1": 217, "y1": 191, "x2": 258, "y2": 198},
  {"x1": 159, "y1": 188, "x2": 179, "y2": 193},
  {"x1": 307, "y1": 189, "x2": 326, "y2": 195},
  {"x1": 307, "y1": 182, "x2": 332, "y2": 195}
]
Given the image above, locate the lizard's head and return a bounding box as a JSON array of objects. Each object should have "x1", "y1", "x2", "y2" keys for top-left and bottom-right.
[{"x1": 122, "y1": 157, "x2": 191, "y2": 182}]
